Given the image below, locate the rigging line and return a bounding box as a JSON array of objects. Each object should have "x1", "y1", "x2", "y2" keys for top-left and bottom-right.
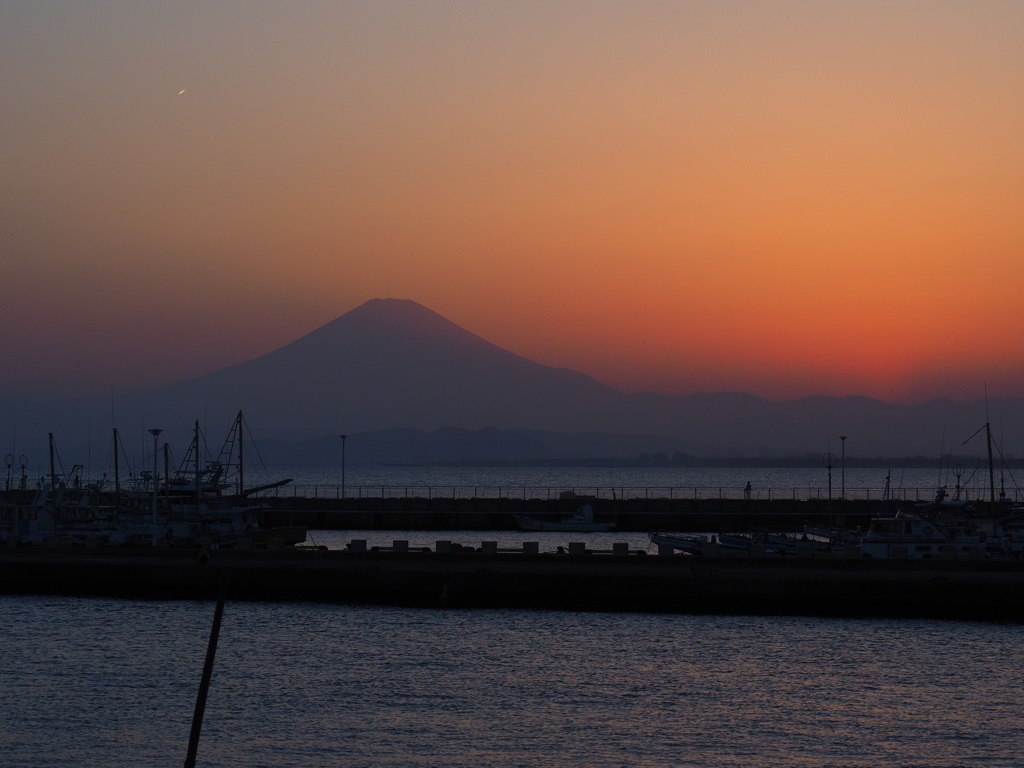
[
  {"x1": 958, "y1": 423, "x2": 989, "y2": 447},
  {"x1": 239, "y1": 412, "x2": 272, "y2": 477}
]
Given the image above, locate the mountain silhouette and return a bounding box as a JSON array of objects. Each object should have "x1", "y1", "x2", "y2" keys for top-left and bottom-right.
[
  {"x1": 2, "y1": 298, "x2": 1022, "y2": 462},
  {"x1": 139, "y1": 298, "x2": 634, "y2": 439}
]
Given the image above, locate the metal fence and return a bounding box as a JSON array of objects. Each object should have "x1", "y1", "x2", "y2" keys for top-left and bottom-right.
[{"x1": 259, "y1": 484, "x2": 1021, "y2": 503}]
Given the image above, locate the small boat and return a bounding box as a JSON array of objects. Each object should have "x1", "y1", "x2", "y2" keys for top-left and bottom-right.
[
  {"x1": 649, "y1": 530, "x2": 834, "y2": 557},
  {"x1": 648, "y1": 531, "x2": 707, "y2": 554},
  {"x1": 513, "y1": 504, "x2": 614, "y2": 532}
]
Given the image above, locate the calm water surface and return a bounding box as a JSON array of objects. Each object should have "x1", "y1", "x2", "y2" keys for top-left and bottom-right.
[{"x1": 3, "y1": 595, "x2": 1023, "y2": 767}]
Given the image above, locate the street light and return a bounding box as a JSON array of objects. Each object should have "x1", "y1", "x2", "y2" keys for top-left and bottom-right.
[
  {"x1": 340, "y1": 434, "x2": 348, "y2": 500},
  {"x1": 149, "y1": 428, "x2": 163, "y2": 547},
  {"x1": 840, "y1": 435, "x2": 847, "y2": 501}
]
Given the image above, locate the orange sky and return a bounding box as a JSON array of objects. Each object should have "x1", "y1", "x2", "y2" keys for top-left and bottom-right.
[{"x1": 3, "y1": 2, "x2": 1024, "y2": 403}]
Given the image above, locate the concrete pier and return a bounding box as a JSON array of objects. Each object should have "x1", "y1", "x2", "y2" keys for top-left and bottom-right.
[
  {"x1": 260, "y1": 495, "x2": 885, "y2": 532},
  {"x1": 3, "y1": 545, "x2": 1023, "y2": 622}
]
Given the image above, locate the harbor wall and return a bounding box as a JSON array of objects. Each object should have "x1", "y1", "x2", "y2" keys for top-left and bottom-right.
[
  {"x1": 3, "y1": 546, "x2": 1022, "y2": 622},
  {"x1": 260, "y1": 496, "x2": 886, "y2": 531}
]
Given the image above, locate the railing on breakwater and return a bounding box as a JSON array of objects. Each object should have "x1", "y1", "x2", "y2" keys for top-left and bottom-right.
[{"x1": 258, "y1": 484, "x2": 1016, "y2": 503}]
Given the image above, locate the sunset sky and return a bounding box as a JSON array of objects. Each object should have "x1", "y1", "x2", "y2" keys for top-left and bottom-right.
[{"x1": 3, "y1": 1, "x2": 1023, "y2": 404}]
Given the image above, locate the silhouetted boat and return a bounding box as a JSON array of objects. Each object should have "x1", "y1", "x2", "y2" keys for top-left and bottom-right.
[
  {"x1": 0, "y1": 413, "x2": 305, "y2": 549},
  {"x1": 513, "y1": 504, "x2": 614, "y2": 532}
]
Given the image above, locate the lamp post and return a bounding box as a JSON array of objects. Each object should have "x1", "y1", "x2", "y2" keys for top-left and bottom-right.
[
  {"x1": 340, "y1": 434, "x2": 348, "y2": 500},
  {"x1": 839, "y1": 435, "x2": 847, "y2": 501},
  {"x1": 149, "y1": 428, "x2": 163, "y2": 547}
]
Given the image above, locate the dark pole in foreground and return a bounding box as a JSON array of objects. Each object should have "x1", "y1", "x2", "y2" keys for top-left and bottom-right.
[{"x1": 184, "y1": 576, "x2": 227, "y2": 768}]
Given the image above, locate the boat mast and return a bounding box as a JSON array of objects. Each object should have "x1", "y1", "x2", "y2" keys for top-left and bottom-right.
[
  {"x1": 194, "y1": 420, "x2": 201, "y2": 499},
  {"x1": 987, "y1": 422, "x2": 996, "y2": 513},
  {"x1": 113, "y1": 428, "x2": 120, "y2": 507},
  {"x1": 48, "y1": 433, "x2": 56, "y2": 496},
  {"x1": 48, "y1": 432, "x2": 57, "y2": 534},
  {"x1": 237, "y1": 411, "x2": 244, "y2": 496}
]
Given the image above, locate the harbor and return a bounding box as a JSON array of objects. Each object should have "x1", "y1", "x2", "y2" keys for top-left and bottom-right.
[{"x1": 5, "y1": 432, "x2": 1024, "y2": 621}]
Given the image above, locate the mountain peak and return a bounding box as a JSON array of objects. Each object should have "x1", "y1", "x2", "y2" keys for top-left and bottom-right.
[
  {"x1": 299, "y1": 298, "x2": 502, "y2": 355},
  {"x1": 347, "y1": 298, "x2": 438, "y2": 322}
]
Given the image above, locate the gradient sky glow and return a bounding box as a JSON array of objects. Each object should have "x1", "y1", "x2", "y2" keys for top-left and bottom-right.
[{"x1": 3, "y1": 1, "x2": 1024, "y2": 403}]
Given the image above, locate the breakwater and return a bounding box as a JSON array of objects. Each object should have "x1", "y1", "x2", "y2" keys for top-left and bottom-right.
[
  {"x1": 3, "y1": 545, "x2": 1022, "y2": 622},
  {"x1": 259, "y1": 495, "x2": 889, "y2": 532}
]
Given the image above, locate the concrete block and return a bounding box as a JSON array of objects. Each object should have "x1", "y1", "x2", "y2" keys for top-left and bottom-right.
[
  {"x1": 568, "y1": 542, "x2": 586, "y2": 555},
  {"x1": 522, "y1": 541, "x2": 539, "y2": 555}
]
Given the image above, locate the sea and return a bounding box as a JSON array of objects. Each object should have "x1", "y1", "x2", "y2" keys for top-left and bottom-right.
[{"x1": 4, "y1": 465, "x2": 1024, "y2": 767}]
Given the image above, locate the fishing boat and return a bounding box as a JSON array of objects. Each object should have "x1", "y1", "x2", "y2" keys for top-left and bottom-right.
[
  {"x1": 513, "y1": 504, "x2": 614, "y2": 532},
  {"x1": 859, "y1": 421, "x2": 1024, "y2": 559},
  {"x1": 1, "y1": 413, "x2": 305, "y2": 549},
  {"x1": 857, "y1": 507, "x2": 1021, "y2": 559},
  {"x1": 0, "y1": 434, "x2": 112, "y2": 544},
  {"x1": 150, "y1": 411, "x2": 305, "y2": 549}
]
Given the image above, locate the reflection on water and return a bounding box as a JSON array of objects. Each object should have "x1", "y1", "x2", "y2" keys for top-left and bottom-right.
[{"x1": 3, "y1": 596, "x2": 1023, "y2": 767}]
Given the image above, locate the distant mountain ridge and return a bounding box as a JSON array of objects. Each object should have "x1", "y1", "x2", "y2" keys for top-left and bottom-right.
[{"x1": 1, "y1": 298, "x2": 1022, "y2": 462}]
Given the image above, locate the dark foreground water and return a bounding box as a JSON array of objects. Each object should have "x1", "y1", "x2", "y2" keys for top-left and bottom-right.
[{"x1": 3, "y1": 593, "x2": 1023, "y2": 768}]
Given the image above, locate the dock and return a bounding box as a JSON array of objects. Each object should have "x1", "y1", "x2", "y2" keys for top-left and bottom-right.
[
  {"x1": 259, "y1": 496, "x2": 885, "y2": 532},
  {"x1": 3, "y1": 544, "x2": 1023, "y2": 622}
]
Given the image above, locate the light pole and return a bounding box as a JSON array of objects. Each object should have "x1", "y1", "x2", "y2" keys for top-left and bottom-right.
[
  {"x1": 840, "y1": 435, "x2": 847, "y2": 501},
  {"x1": 340, "y1": 434, "x2": 348, "y2": 500},
  {"x1": 149, "y1": 428, "x2": 163, "y2": 547}
]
